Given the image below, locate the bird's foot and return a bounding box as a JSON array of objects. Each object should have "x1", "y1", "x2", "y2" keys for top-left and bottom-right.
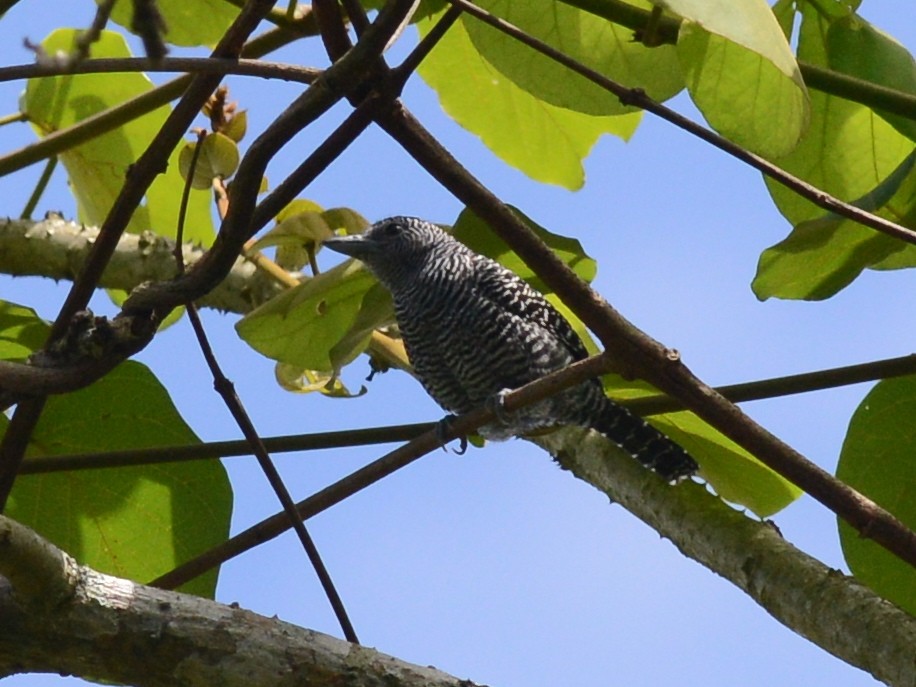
[
  {"x1": 435, "y1": 414, "x2": 468, "y2": 455},
  {"x1": 486, "y1": 388, "x2": 515, "y2": 424}
]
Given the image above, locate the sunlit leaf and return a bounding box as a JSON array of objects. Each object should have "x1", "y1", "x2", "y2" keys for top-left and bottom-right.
[
  {"x1": 178, "y1": 132, "x2": 240, "y2": 190},
  {"x1": 7, "y1": 364, "x2": 231, "y2": 598},
  {"x1": 667, "y1": 0, "x2": 809, "y2": 158},
  {"x1": 826, "y1": 14, "x2": 916, "y2": 142},
  {"x1": 763, "y1": 9, "x2": 914, "y2": 226},
  {"x1": 0, "y1": 300, "x2": 48, "y2": 361},
  {"x1": 416, "y1": 7, "x2": 641, "y2": 189},
  {"x1": 2, "y1": 304, "x2": 230, "y2": 597},
  {"x1": 106, "y1": 0, "x2": 239, "y2": 47},
  {"x1": 236, "y1": 260, "x2": 381, "y2": 372},
  {"x1": 464, "y1": 0, "x2": 684, "y2": 116},
  {"x1": 22, "y1": 30, "x2": 214, "y2": 244},
  {"x1": 275, "y1": 363, "x2": 367, "y2": 397}
]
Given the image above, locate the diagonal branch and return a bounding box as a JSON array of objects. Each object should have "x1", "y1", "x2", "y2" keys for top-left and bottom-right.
[
  {"x1": 0, "y1": 0, "x2": 282, "y2": 511},
  {"x1": 373, "y1": 102, "x2": 916, "y2": 569}
]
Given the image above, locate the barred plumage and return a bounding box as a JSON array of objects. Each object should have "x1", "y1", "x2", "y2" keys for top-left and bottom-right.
[{"x1": 323, "y1": 216, "x2": 697, "y2": 481}]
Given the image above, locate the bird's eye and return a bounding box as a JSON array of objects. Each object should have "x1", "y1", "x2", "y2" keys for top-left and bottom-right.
[{"x1": 382, "y1": 222, "x2": 402, "y2": 237}]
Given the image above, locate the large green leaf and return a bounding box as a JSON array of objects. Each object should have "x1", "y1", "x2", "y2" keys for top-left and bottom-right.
[
  {"x1": 463, "y1": 0, "x2": 684, "y2": 116},
  {"x1": 837, "y1": 377, "x2": 916, "y2": 615},
  {"x1": 763, "y1": 9, "x2": 914, "y2": 226},
  {"x1": 236, "y1": 259, "x2": 388, "y2": 372},
  {"x1": 1, "y1": 303, "x2": 231, "y2": 598},
  {"x1": 106, "y1": 0, "x2": 240, "y2": 47},
  {"x1": 826, "y1": 14, "x2": 916, "y2": 143},
  {"x1": 416, "y1": 6, "x2": 641, "y2": 189},
  {"x1": 667, "y1": 0, "x2": 809, "y2": 158},
  {"x1": 752, "y1": 151, "x2": 916, "y2": 300},
  {"x1": 609, "y1": 378, "x2": 801, "y2": 517},
  {"x1": 22, "y1": 29, "x2": 213, "y2": 244}
]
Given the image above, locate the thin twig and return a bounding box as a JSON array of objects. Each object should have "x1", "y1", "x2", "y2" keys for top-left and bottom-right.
[
  {"x1": 152, "y1": 354, "x2": 612, "y2": 589},
  {"x1": 18, "y1": 423, "x2": 435, "y2": 474},
  {"x1": 178, "y1": 130, "x2": 359, "y2": 643},
  {"x1": 0, "y1": 57, "x2": 321, "y2": 84},
  {"x1": 22, "y1": 352, "x2": 916, "y2": 475},
  {"x1": 19, "y1": 156, "x2": 56, "y2": 219}
]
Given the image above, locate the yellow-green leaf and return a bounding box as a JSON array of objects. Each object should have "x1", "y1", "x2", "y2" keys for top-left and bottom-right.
[
  {"x1": 764, "y1": 8, "x2": 914, "y2": 225},
  {"x1": 178, "y1": 132, "x2": 240, "y2": 190},
  {"x1": 107, "y1": 0, "x2": 239, "y2": 47},
  {"x1": 22, "y1": 29, "x2": 214, "y2": 244},
  {"x1": 464, "y1": 0, "x2": 684, "y2": 116},
  {"x1": 235, "y1": 260, "x2": 381, "y2": 372},
  {"x1": 416, "y1": 7, "x2": 641, "y2": 189},
  {"x1": 610, "y1": 379, "x2": 801, "y2": 517},
  {"x1": 669, "y1": 0, "x2": 809, "y2": 158}
]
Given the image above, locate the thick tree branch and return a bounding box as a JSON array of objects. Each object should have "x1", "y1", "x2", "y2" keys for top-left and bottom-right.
[
  {"x1": 0, "y1": 217, "x2": 281, "y2": 314},
  {"x1": 0, "y1": 516, "x2": 479, "y2": 687},
  {"x1": 535, "y1": 430, "x2": 916, "y2": 687}
]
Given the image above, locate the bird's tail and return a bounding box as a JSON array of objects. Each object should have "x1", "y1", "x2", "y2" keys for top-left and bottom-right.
[{"x1": 589, "y1": 395, "x2": 698, "y2": 481}]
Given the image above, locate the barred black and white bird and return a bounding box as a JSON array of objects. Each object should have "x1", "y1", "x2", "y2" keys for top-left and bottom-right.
[{"x1": 323, "y1": 216, "x2": 697, "y2": 481}]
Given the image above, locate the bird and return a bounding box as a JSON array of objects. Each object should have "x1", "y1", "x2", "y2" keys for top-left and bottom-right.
[{"x1": 322, "y1": 216, "x2": 698, "y2": 481}]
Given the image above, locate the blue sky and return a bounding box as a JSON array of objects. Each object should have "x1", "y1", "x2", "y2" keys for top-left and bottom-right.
[{"x1": 2, "y1": 2, "x2": 914, "y2": 686}]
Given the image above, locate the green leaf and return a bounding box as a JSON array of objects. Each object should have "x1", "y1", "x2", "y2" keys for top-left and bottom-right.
[
  {"x1": 178, "y1": 132, "x2": 240, "y2": 190},
  {"x1": 22, "y1": 29, "x2": 214, "y2": 244},
  {"x1": 416, "y1": 7, "x2": 641, "y2": 189},
  {"x1": 610, "y1": 379, "x2": 801, "y2": 517},
  {"x1": 8, "y1": 361, "x2": 232, "y2": 598},
  {"x1": 236, "y1": 259, "x2": 387, "y2": 372},
  {"x1": 669, "y1": 0, "x2": 809, "y2": 158},
  {"x1": 275, "y1": 364, "x2": 367, "y2": 397},
  {"x1": 837, "y1": 377, "x2": 916, "y2": 615},
  {"x1": 464, "y1": 0, "x2": 684, "y2": 116},
  {"x1": 107, "y1": 0, "x2": 239, "y2": 47},
  {"x1": 752, "y1": 151, "x2": 916, "y2": 300},
  {"x1": 451, "y1": 207, "x2": 597, "y2": 290},
  {"x1": 763, "y1": 9, "x2": 914, "y2": 226},
  {"x1": 0, "y1": 300, "x2": 49, "y2": 361},
  {"x1": 826, "y1": 14, "x2": 916, "y2": 142}
]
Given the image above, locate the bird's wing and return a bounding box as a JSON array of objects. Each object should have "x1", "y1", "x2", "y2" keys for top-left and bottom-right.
[{"x1": 473, "y1": 257, "x2": 591, "y2": 363}]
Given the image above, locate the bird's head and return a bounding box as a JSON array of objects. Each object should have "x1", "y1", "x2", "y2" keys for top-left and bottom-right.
[{"x1": 323, "y1": 216, "x2": 455, "y2": 289}]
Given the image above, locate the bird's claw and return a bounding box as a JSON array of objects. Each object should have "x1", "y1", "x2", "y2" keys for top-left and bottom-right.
[{"x1": 435, "y1": 415, "x2": 468, "y2": 454}]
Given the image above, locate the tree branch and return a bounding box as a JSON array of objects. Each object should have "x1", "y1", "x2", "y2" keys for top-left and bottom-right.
[
  {"x1": 0, "y1": 516, "x2": 480, "y2": 687},
  {"x1": 0, "y1": 217, "x2": 281, "y2": 314},
  {"x1": 374, "y1": 102, "x2": 916, "y2": 569}
]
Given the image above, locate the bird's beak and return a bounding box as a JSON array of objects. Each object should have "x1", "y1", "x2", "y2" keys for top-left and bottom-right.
[{"x1": 322, "y1": 234, "x2": 379, "y2": 259}]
